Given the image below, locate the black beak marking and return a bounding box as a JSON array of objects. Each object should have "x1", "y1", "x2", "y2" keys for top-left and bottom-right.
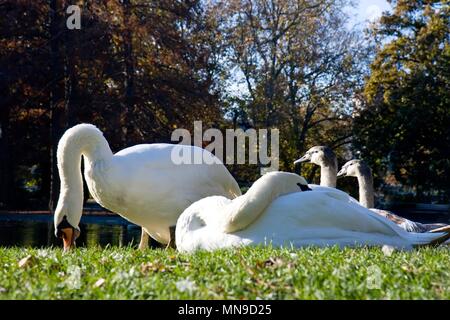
[
  {"x1": 56, "y1": 216, "x2": 74, "y2": 238},
  {"x1": 297, "y1": 183, "x2": 312, "y2": 191}
]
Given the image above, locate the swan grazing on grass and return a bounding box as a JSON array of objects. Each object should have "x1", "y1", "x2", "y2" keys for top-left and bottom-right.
[
  {"x1": 337, "y1": 160, "x2": 447, "y2": 233},
  {"x1": 54, "y1": 124, "x2": 241, "y2": 250},
  {"x1": 294, "y1": 146, "x2": 444, "y2": 233},
  {"x1": 175, "y1": 172, "x2": 450, "y2": 252}
]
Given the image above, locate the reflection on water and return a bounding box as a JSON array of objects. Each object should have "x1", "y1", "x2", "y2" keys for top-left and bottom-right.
[
  {"x1": 1, "y1": 211, "x2": 449, "y2": 248},
  {"x1": 0, "y1": 214, "x2": 141, "y2": 248}
]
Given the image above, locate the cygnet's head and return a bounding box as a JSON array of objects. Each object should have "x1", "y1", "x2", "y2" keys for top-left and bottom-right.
[
  {"x1": 337, "y1": 159, "x2": 371, "y2": 178},
  {"x1": 294, "y1": 146, "x2": 337, "y2": 168}
]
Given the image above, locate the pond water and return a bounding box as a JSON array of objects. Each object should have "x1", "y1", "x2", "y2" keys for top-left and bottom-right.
[
  {"x1": 0, "y1": 214, "x2": 142, "y2": 248},
  {"x1": 1, "y1": 210, "x2": 449, "y2": 248}
]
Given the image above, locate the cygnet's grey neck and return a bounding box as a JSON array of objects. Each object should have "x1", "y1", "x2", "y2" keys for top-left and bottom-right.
[
  {"x1": 357, "y1": 169, "x2": 375, "y2": 208},
  {"x1": 320, "y1": 163, "x2": 337, "y2": 188},
  {"x1": 318, "y1": 153, "x2": 338, "y2": 187}
]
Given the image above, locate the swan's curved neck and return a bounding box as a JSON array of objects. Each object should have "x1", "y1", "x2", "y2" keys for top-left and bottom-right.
[
  {"x1": 55, "y1": 126, "x2": 113, "y2": 228},
  {"x1": 222, "y1": 174, "x2": 296, "y2": 233},
  {"x1": 320, "y1": 163, "x2": 337, "y2": 188},
  {"x1": 357, "y1": 173, "x2": 374, "y2": 208}
]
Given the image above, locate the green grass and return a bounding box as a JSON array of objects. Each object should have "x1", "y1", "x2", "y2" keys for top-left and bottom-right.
[{"x1": 0, "y1": 245, "x2": 449, "y2": 299}]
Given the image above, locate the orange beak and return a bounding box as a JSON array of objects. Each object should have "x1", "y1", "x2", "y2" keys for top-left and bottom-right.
[{"x1": 61, "y1": 227, "x2": 79, "y2": 251}]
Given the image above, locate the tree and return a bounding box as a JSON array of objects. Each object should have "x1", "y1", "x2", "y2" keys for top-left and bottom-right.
[
  {"x1": 0, "y1": 0, "x2": 51, "y2": 209},
  {"x1": 208, "y1": 0, "x2": 368, "y2": 180},
  {"x1": 49, "y1": 0, "x2": 69, "y2": 211},
  {"x1": 0, "y1": 0, "x2": 224, "y2": 209},
  {"x1": 353, "y1": 0, "x2": 450, "y2": 201}
]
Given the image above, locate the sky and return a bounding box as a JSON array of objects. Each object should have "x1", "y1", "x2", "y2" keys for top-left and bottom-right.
[
  {"x1": 350, "y1": 0, "x2": 392, "y2": 26},
  {"x1": 225, "y1": 0, "x2": 394, "y2": 99}
]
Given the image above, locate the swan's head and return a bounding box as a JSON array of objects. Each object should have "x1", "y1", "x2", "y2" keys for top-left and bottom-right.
[
  {"x1": 294, "y1": 146, "x2": 336, "y2": 168},
  {"x1": 54, "y1": 191, "x2": 82, "y2": 251},
  {"x1": 262, "y1": 171, "x2": 311, "y2": 196},
  {"x1": 337, "y1": 160, "x2": 371, "y2": 178}
]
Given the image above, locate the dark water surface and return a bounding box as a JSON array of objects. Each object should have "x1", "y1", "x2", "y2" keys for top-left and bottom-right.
[
  {"x1": 0, "y1": 214, "x2": 141, "y2": 248},
  {"x1": 1, "y1": 210, "x2": 449, "y2": 248}
]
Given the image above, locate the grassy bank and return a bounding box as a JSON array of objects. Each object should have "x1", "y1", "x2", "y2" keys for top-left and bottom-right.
[{"x1": 0, "y1": 246, "x2": 449, "y2": 299}]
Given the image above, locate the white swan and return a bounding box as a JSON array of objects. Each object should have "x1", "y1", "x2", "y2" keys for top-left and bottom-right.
[
  {"x1": 337, "y1": 160, "x2": 447, "y2": 233},
  {"x1": 175, "y1": 172, "x2": 450, "y2": 252},
  {"x1": 54, "y1": 124, "x2": 241, "y2": 250}
]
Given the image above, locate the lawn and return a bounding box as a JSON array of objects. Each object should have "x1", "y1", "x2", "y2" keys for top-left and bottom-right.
[{"x1": 0, "y1": 245, "x2": 449, "y2": 299}]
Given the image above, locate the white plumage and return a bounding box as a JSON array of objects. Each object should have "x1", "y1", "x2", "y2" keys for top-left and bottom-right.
[
  {"x1": 54, "y1": 124, "x2": 241, "y2": 245},
  {"x1": 176, "y1": 172, "x2": 449, "y2": 252}
]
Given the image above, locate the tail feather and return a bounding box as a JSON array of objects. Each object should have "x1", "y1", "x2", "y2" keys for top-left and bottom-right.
[
  {"x1": 352, "y1": 202, "x2": 449, "y2": 247},
  {"x1": 407, "y1": 227, "x2": 450, "y2": 248},
  {"x1": 428, "y1": 225, "x2": 450, "y2": 234},
  {"x1": 425, "y1": 226, "x2": 450, "y2": 247}
]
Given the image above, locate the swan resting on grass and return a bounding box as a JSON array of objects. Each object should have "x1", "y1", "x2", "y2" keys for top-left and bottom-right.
[
  {"x1": 54, "y1": 124, "x2": 241, "y2": 250},
  {"x1": 175, "y1": 172, "x2": 450, "y2": 253}
]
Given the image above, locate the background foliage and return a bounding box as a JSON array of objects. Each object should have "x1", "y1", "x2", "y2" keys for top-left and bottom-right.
[
  {"x1": 0, "y1": 0, "x2": 448, "y2": 209},
  {"x1": 353, "y1": 0, "x2": 450, "y2": 202}
]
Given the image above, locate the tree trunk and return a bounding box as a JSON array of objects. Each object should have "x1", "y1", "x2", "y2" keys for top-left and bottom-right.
[
  {"x1": 0, "y1": 102, "x2": 11, "y2": 208},
  {"x1": 49, "y1": 0, "x2": 68, "y2": 212},
  {"x1": 66, "y1": 33, "x2": 76, "y2": 127},
  {"x1": 122, "y1": 0, "x2": 135, "y2": 145}
]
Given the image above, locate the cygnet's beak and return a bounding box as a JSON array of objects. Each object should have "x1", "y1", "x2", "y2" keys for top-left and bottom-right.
[
  {"x1": 337, "y1": 168, "x2": 347, "y2": 178},
  {"x1": 294, "y1": 154, "x2": 310, "y2": 165}
]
